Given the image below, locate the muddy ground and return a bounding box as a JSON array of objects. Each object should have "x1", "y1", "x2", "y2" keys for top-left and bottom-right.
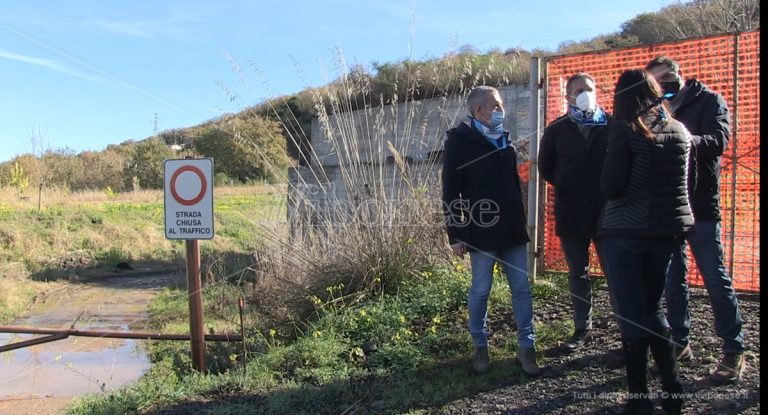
[{"x1": 0, "y1": 271, "x2": 182, "y2": 415}]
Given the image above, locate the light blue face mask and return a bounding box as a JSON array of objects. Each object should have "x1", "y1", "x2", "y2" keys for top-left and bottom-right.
[{"x1": 487, "y1": 110, "x2": 505, "y2": 129}]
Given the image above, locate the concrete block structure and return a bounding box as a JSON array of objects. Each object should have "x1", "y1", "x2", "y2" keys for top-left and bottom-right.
[{"x1": 288, "y1": 84, "x2": 533, "y2": 235}]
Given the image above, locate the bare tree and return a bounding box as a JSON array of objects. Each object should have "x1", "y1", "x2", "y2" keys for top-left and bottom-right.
[
  {"x1": 27, "y1": 127, "x2": 53, "y2": 213},
  {"x1": 715, "y1": 0, "x2": 761, "y2": 31},
  {"x1": 661, "y1": 0, "x2": 760, "y2": 41}
]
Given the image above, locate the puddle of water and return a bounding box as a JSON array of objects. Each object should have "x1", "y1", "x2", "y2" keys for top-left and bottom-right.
[
  {"x1": 0, "y1": 275, "x2": 175, "y2": 400},
  {"x1": 0, "y1": 332, "x2": 150, "y2": 398}
]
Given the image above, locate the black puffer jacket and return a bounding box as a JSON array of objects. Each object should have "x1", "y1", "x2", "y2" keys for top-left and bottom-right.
[
  {"x1": 673, "y1": 79, "x2": 730, "y2": 221},
  {"x1": 598, "y1": 118, "x2": 694, "y2": 238},
  {"x1": 539, "y1": 115, "x2": 612, "y2": 238},
  {"x1": 441, "y1": 121, "x2": 529, "y2": 251}
]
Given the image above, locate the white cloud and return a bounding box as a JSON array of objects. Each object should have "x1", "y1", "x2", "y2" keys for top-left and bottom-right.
[
  {"x1": 92, "y1": 19, "x2": 154, "y2": 37},
  {"x1": 0, "y1": 49, "x2": 101, "y2": 82},
  {"x1": 87, "y1": 8, "x2": 208, "y2": 41}
]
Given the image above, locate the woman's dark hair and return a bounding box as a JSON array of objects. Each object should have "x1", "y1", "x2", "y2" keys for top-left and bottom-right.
[{"x1": 613, "y1": 69, "x2": 669, "y2": 139}]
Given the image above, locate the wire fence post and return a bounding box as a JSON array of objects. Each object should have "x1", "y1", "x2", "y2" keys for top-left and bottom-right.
[
  {"x1": 727, "y1": 32, "x2": 740, "y2": 280},
  {"x1": 538, "y1": 60, "x2": 549, "y2": 276},
  {"x1": 527, "y1": 57, "x2": 542, "y2": 283}
]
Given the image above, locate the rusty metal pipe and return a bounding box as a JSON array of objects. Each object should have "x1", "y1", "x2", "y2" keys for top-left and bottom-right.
[
  {"x1": 0, "y1": 333, "x2": 69, "y2": 353},
  {"x1": 0, "y1": 326, "x2": 242, "y2": 342},
  {"x1": 239, "y1": 297, "x2": 247, "y2": 372}
]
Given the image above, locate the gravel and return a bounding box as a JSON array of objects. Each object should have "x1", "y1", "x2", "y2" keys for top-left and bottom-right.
[{"x1": 438, "y1": 285, "x2": 760, "y2": 414}]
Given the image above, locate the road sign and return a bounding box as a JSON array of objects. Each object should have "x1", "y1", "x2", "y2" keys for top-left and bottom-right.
[
  {"x1": 164, "y1": 158, "x2": 214, "y2": 240},
  {"x1": 164, "y1": 157, "x2": 213, "y2": 372}
]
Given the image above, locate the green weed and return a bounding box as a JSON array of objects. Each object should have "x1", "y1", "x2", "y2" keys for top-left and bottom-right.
[{"x1": 67, "y1": 264, "x2": 578, "y2": 414}]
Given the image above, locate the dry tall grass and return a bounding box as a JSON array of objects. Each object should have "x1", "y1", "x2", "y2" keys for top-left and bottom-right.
[
  {"x1": 0, "y1": 183, "x2": 283, "y2": 208},
  {"x1": 0, "y1": 186, "x2": 162, "y2": 208},
  {"x1": 222, "y1": 47, "x2": 529, "y2": 328}
]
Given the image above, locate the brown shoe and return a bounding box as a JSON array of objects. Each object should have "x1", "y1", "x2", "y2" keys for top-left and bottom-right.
[
  {"x1": 516, "y1": 347, "x2": 540, "y2": 376},
  {"x1": 710, "y1": 352, "x2": 745, "y2": 383}
]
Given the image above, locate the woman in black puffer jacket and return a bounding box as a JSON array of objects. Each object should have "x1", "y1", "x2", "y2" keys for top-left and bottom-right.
[{"x1": 599, "y1": 69, "x2": 693, "y2": 415}]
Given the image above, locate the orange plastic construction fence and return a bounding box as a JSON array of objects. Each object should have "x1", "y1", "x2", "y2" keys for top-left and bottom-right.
[{"x1": 541, "y1": 30, "x2": 760, "y2": 292}]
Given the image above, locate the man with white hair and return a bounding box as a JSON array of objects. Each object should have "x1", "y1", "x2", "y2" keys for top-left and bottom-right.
[{"x1": 441, "y1": 85, "x2": 539, "y2": 376}]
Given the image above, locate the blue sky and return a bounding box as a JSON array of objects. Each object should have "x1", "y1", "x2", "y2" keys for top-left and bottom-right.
[{"x1": 0, "y1": 1, "x2": 669, "y2": 162}]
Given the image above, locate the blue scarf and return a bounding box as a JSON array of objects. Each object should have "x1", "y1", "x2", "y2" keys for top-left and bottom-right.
[
  {"x1": 469, "y1": 116, "x2": 508, "y2": 149},
  {"x1": 567, "y1": 105, "x2": 608, "y2": 126}
]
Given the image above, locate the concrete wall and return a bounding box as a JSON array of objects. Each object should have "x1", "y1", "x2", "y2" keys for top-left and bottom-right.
[
  {"x1": 288, "y1": 84, "x2": 533, "y2": 233},
  {"x1": 308, "y1": 84, "x2": 532, "y2": 167}
]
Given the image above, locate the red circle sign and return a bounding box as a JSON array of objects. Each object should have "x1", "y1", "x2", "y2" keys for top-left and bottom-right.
[{"x1": 170, "y1": 165, "x2": 207, "y2": 206}]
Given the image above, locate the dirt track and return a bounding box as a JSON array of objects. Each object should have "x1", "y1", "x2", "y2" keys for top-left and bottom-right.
[{"x1": 0, "y1": 272, "x2": 181, "y2": 415}]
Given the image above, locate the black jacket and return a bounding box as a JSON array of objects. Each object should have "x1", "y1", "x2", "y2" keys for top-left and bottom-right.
[
  {"x1": 598, "y1": 119, "x2": 694, "y2": 238},
  {"x1": 672, "y1": 79, "x2": 730, "y2": 221},
  {"x1": 539, "y1": 115, "x2": 612, "y2": 238},
  {"x1": 441, "y1": 121, "x2": 529, "y2": 251}
]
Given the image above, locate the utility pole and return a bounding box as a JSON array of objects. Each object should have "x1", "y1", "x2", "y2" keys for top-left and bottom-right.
[{"x1": 154, "y1": 113, "x2": 159, "y2": 138}]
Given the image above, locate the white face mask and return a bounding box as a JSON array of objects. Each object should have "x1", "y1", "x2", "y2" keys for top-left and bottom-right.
[{"x1": 575, "y1": 91, "x2": 597, "y2": 112}]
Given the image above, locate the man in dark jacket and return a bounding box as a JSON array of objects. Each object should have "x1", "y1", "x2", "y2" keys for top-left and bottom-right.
[
  {"x1": 647, "y1": 56, "x2": 745, "y2": 383},
  {"x1": 539, "y1": 73, "x2": 611, "y2": 353},
  {"x1": 442, "y1": 85, "x2": 538, "y2": 376}
]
